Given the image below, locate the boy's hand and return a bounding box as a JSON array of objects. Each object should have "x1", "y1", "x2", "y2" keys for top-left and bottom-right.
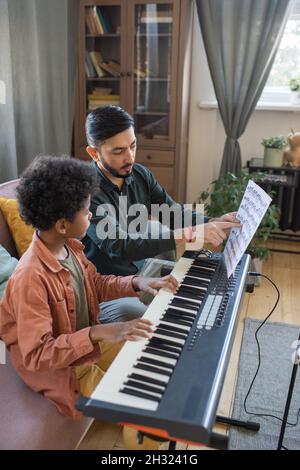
[
  {"x1": 89, "y1": 318, "x2": 154, "y2": 343},
  {"x1": 132, "y1": 274, "x2": 178, "y2": 296}
]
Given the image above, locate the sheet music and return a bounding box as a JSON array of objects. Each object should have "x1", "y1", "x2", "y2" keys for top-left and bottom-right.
[{"x1": 223, "y1": 180, "x2": 272, "y2": 278}]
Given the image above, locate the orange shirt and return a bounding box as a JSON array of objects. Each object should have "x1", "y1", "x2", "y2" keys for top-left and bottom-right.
[{"x1": 0, "y1": 233, "x2": 137, "y2": 418}]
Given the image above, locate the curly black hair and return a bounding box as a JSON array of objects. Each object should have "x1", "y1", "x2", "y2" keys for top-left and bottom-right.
[{"x1": 17, "y1": 156, "x2": 99, "y2": 231}]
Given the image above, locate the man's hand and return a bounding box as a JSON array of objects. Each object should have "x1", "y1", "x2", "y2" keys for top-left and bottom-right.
[
  {"x1": 132, "y1": 274, "x2": 178, "y2": 296},
  {"x1": 89, "y1": 318, "x2": 154, "y2": 343},
  {"x1": 204, "y1": 220, "x2": 240, "y2": 247}
]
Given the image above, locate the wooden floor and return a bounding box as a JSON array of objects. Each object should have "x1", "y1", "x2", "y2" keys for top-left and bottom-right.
[{"x1": 78, "y1": 240, "x2": 300, "y2": 450}]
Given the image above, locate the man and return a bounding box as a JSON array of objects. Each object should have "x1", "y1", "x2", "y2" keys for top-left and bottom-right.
[{"x1": 83, "y1": 106, "x2": 240, "y2": 321}]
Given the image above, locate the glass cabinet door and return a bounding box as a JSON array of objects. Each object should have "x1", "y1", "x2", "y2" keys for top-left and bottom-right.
[
  {"x1": 83, "y1": 2, "x2": 125, "y2": 115},
  {"x1": 130, "y1": 1, "x2": 179, "y2": 147}
]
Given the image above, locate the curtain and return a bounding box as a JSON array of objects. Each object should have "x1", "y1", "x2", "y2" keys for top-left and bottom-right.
[
  {"x1": 0, "y1": 0, "x2": 79, "y2": 183},
  {"x1": 196, "y1": 0, "x2": 293, "y2": 176}
]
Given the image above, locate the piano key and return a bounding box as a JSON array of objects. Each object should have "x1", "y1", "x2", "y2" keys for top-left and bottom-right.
[
  {"x1": 138, "y1": 356, "x2": 175, "y2": 370},
  {"x1": 149, "y1": 335, "x2": 184, "y2": 349},
  {"x1": 120, "y1": 387, "x2": 161, "y2": 402},
  {"x1": 181, "y1": 283, "x2": 207, "y2": 292},
  {"x1": 154, "y1": 327, "x2": 188, "y2": 341},
  {"x1": 141, "y1": 351, "x2": 178, "y2": 366},
  {"x1": 146, "y1": 340, "x2": 182, "y2": 355},
  {"x1": 124, "y1": 379, "x2": 165, "y2": 395},
  {"x1": 161, "y1": 316, "x2": 194, "y2": 328},
  {"x1": 167, "y1": 305, "x2": 198, "y2": 315},
  {"x1": 143, "y1": 347, "x2": 179, "y2": 360},
  {"x1": 129, "y1": 372, "x2": 167, "y2": 388},
  {"x1": 183, "y1": 275, "x2": 211, "y2": 284},
  {"x1": 172, "y1": 295, "x2": 202, "y2": 304},
  {"x1": 158, "y1": 321, "x2": 190, "y2": 333},
  {"x1": 152, "y1": 332, "x2": 185, "y2": 346},
  {"x1": 130, "y1": 366, "x2": 170, "y2": 384},
  {"x1": 134, "y1": 362, "x2": 173, "y2": 377}
]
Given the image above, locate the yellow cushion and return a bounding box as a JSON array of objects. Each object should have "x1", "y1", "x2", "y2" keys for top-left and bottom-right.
[{"x1": 0, "y1": 198, "x2": 34, "y2": 257}]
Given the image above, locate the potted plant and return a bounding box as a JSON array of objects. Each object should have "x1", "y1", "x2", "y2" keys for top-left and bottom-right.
[
  {"x1": 289, "y1": 77, "x2": 300, "y2": 105},
  {"x1": 196, "y1": 170, "x2": 280, "y2": 264},
  {"x1": 261, "y1": 135, "x2": 287, "y2": 167}
]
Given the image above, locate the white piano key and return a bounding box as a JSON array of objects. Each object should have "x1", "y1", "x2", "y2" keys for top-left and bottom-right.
[{"x1": 180, "y1": 282, "x2": 208, "y2": 292}]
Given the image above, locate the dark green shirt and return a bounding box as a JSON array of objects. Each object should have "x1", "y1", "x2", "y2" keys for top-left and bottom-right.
[
  {"x1": 83, "y1": 162, "x2": 207, "y2": 276},
  {"x1": 59, "y1": 248, "x2": 90, "y2": 331}
]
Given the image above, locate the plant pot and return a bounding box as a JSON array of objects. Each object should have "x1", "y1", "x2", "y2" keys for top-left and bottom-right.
[
  {"x1": 290, "y1": 91, "x2": 300, "y2": 106},
  {"x1": 263, "y1": 148, "x2": 283, "y2": 167}
]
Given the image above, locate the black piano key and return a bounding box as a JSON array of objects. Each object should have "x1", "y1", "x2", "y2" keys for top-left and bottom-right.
[
  {"x1": 157, "y1": 322, "x2": 190, "y2": 335},
  {"x1": 150, "y1": 332, "x2": 184, "y2": 349},
  {"x1": 149, "y1": 336, "x2": 184, "y2": 349},
  {"x1": 184, "y1": 274, "x2": 211, "y2": 283},
  {"x1": 165, "y1": 308, "x2": 196, "y2": 319},
  {"x1": 129, "y1": 373, "x2": 166, "y2": 387},
  {"x1": 171, "y1": 296, "x2": 201, "y2": 307},
  {"x1": 177, "y1": 285, "x2": 206, "y2": 295},
  {"x1": 161, "y1": 316, "x2": 194, "y2": 328},
  {"x1": 146, "y1": 341, "x2": 182, "y2": 354},
  {"x1": 155, "y1": 327, "x2": 187, "y2": 341},
  {"x1": 124, "y1": 379, "x2": 164, "y2": 395},
  {"x1": 138, "y1": 356, "x2": 175, "y2": 370},
  {"x1": 120, "y1": 387, "x2": 161, "y2": 402},
  {"x1": 188, "y1": 268, "x2": 213, "y2": 278},
  {"x1": 143, "y1": 347, "x2": 179, "y2": 360},
  {"x1": 174, "y1": 290, "x2": 203, "y2": 300},
  {"x1": 134, "y1": 362, "x2": 172, "y2": 377}
]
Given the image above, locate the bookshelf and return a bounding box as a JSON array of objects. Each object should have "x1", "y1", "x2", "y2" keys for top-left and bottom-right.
[{"x1": 74, "y1": 0, "x2": 193, "y2": 201}]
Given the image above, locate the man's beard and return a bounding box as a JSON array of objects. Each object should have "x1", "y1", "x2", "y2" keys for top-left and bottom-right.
[{"x1": 99, "y1": 154, "x2": 132, "y2": 179}]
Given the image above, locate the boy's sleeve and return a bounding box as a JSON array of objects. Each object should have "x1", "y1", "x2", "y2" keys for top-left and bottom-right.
[
  {"x1": 85, "y1": 258, "x2": 137, "y2": 303},
  {"x1": 0, "y1": 274, "x2": 99, "y2": 373}
]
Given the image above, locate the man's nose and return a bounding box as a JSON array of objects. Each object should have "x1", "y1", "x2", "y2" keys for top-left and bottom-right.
[{"x1": 126, "y1": 148, "x2": 135, "y2": 162}]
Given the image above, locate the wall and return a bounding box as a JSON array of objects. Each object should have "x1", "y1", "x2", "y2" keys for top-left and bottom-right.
[{"x1": 186, "y1": 13, "x2": 300, "y2": 204}]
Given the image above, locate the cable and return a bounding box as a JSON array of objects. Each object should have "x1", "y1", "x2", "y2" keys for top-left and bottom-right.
[{"x1": 243, "y1": 272, "x2": 300, "y2": 428}]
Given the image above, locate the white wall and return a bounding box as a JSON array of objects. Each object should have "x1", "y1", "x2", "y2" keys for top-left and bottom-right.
[{"x1": 186, "y1": 13, "x2": 300, "y2": 204}]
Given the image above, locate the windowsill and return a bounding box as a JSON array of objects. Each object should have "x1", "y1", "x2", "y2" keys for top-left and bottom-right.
[{"x1": 198, "y1": 101, "x2": 300, "y2": 112}]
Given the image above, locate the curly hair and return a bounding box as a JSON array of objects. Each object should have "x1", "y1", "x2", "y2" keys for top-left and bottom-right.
[{"x1": 17, "y1": 156, "x2": 99, "y2": 231}]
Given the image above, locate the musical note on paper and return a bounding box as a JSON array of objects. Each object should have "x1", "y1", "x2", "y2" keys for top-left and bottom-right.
[{"x1": 223, "y1": 180, "x2": 272, "y2": 278}]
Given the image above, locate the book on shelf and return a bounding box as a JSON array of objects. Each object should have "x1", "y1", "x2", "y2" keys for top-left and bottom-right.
[
  {"x1": 96, "y1": 6, "x2": 113, "y2": 34},
  {"x1": 99, "y1": 60, "x2": 120, "y2": 77},
  {"x1": 85, "y1": 51, "x2": 97, "y2": 78},
  {"x1": 92, "y1": 87, "x2": 113, "y2": 94},
  {"x1": 88, "y1": 101, "x2": 120, "y2": 111},
  {"x1": 88, "y1": 94, "x2": 120, "y2": 101},
  {"x1": 89, "y1": 51, "x2": 107, "y2": 78}
]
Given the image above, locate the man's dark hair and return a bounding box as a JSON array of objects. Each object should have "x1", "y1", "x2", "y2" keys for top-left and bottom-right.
[
  {"x1": 17, "y1": 156, "x2": 99, "y2": 231},
  {"x1": 86, "y1": 105, "x2": 134, "y2": 147}
]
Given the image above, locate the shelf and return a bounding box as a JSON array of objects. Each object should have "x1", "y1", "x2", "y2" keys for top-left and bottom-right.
[
  {"x1": 134, "y1": 111, "x2": 168, "y2": 116},
  {"x1": 86, "y1": 34, "x2": 120, "y2": 38},
  {"x1": 134, "y1": 78, "x2": 170, "y2": 82},
  {"x1": 135, "y1": 33, "x2": 172, "y2": 37},
  {"x1": 86, "y1": 77, "x2": 120, "y2": 81}
]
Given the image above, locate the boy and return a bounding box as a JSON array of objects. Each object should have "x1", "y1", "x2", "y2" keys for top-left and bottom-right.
[{"x1": 0, "y1": 156, "x2": 177, "y2": 419}]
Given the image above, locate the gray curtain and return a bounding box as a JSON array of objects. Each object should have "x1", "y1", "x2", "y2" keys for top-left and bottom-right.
[
  {"x1": 196, "y1": 0, "x2": 293, "y2": 176},
  {"x1": 0, "y1": 0, "x2": 79, "y2": 183}
]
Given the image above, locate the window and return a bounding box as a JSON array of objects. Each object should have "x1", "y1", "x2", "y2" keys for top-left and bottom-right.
[{"x1": 259, "y1": 0, "x2": 300, "y2": 106}]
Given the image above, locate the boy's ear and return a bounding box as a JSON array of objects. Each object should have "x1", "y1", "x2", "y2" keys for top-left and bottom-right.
[
  {"x1": 86, "y1": 146, "x2": 99, "y2": 162},
  {"x1": 55, "y1": 219, "x2": 67, "y2": 235}
]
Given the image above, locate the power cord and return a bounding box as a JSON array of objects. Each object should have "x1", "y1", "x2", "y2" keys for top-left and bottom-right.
[{"x1": 243, "y1": 272, "x2": 300, "y2": 428}]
